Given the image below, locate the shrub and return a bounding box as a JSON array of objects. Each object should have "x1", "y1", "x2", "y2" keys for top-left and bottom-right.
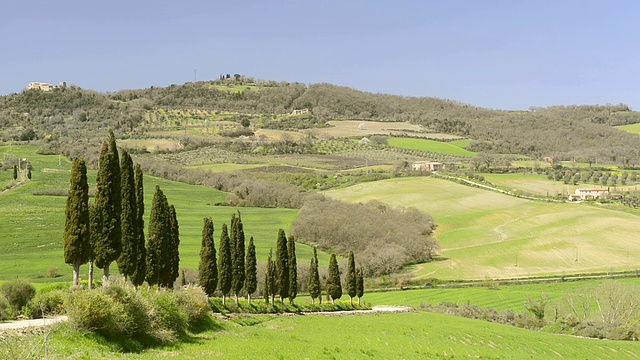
[
  {"x1": 0, "y1": 296, "x2": 13, "y2": 321},
  {"x1": 1, "y1": 280, "x2": 36, "y2": 313},
  {"x1": 151, "y1": 291, "x2": 187, "y2": 336},
  {"x1": 65, "y1": 289, "x2": 128, "y2": 336},
  {"x1": 25, "y1": 290, "x2": 67, "y2": 319},
  {"x1": 48, "y1": 267, "x2": 59, "y2": 278},
  {"x1": 173, "y1": 285, "x2": 210, "y2": 328}
]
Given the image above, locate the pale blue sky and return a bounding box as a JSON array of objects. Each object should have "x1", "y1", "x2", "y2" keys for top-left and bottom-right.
[{"x1": 2, "y1": 0, "x2": 639, "y2": 110}]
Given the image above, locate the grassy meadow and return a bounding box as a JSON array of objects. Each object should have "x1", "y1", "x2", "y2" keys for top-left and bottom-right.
[
  {"x1": 327, "y1": 176, "x2": 640, "y2": 280},
  {"x1": 365, "y1": 277, "x2": 640, "y2": 312},
  {"x1": 388, "y1": 137, "x2": 476, "y2": 157},
  {"x1": 39, "y1": 311, "x2": 640, "y2": 359}
]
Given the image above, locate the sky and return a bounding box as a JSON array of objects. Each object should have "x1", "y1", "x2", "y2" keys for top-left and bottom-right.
[{"x1": 2, "y1": 0, "x2": 640, "y2": 110}]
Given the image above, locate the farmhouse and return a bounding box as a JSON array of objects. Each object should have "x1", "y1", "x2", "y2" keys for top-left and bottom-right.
[
  {"x1": 412, "y1": 161, "x2": 444, "y2": 172},
  {"x1": 290, "y1": 108, "x2": 309, "y2": 115},
  {"x1": 568, "y1": 188, "x2": 609, "y2": 201},
  {"x1": 26, "y1": 81, "x2": 66, "y2": 91}
]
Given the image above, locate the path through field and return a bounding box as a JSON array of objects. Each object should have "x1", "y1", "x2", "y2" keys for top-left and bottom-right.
[{"x1": 0, "y1": 316, "x2": 67, "y2": 331}]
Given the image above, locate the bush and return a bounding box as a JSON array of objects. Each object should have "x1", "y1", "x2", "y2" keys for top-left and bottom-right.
[
  {"x1": 173, "y1": 285, "x2": 210, "y2": 328},
  {"x1": 1, "y1": 280, "x2": 36, "y2": 313},
  {"x1": 48, "y1": 266, "x2": 59, "y2": 278},
  {"x1": 151, "y1": 291, "x2": 187, "y2": 336},
  {"x1": 0, "y1": 296, "x2": 13, "y2": 321},
  {"x1": 65, "y1": 289, "x2": 128, "y2": 336},
  {"x1": 25, "y1": 290, "x2": 67, "y2": 319}
]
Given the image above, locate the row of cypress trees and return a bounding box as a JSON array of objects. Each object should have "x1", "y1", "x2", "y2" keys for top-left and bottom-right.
[
  {"x1": 197, "y1": 217, "x2": 365, "y2": 306},
  {"x1": 198, "y1": 212, "x2": 258, "y2": 305},
  {"x1": 64, "y1": 130, "x2": 180, "y2": 289}
]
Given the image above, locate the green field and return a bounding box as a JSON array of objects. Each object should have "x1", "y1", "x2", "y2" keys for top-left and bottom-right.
[
  {"x1": 39, "y1": 311, "x2": 640, "y2": 359},
  {"x1": 0, "y1": 146, "x2": 331, "y2": 282},
  {"x1": 366, "y1": 278, "x2": 640, "y2": 312},
  {"x1": 617, "y1": 122, "x2": 640, "y2": 135},
  {"x1": 388, "y1": 137, "x2": 476, "y2": 157},
  {"x1": 327, "y1": 177, "x2": 640, "y2": 280}
]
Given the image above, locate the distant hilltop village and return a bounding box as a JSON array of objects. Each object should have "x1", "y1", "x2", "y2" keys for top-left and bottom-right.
[{"x1": 26, "y1": 81, "x2": 66, "y2": 91}]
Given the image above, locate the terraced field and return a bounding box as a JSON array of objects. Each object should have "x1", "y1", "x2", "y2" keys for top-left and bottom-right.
[{"x1": 327, "y1": 177, "x2": 640, "y2": 280}]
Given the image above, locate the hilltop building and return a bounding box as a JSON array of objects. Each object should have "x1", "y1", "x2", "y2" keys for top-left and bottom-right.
[
  {"x1": 26, "y1": 81, "x2": 66, "y2": 91},
  {"x1": 290, "y1": 108, "x2": 309, "y2": 115},
  {"x1": 412, "y1": 161, "x2": 444, "y2": 172}
]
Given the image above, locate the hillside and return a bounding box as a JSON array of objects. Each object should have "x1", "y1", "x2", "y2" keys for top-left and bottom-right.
[
  {"x1": 3, "y1": 77, "x2": 640, "y2": 164},
  {"x1": 327, "y1": 177, "x2": 640, "y2": 280}
]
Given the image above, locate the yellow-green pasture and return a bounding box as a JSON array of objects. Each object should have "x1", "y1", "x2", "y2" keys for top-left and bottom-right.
[
  {"x1": 327, "y1": 177, "x2": 640, "y2": 280},
  {"x1": 389, "y1": 137, "x2": 476, "y2": 157}
]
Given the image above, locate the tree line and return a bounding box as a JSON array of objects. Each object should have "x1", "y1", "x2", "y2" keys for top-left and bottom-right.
[{"x1": 64, "y1": 131, "x2": 365, "y2": 305}]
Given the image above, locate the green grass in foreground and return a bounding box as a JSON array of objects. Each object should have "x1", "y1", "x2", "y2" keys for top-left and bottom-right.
[
  {"x1": 41, "y1": 311, "x2": 640, "y2": 359},
  {"x1": 388, "y1": 137, "x2": 476, "y2": 157},
  {"x1": 327, "y1": 177, "x2": 640, "y2": 280}
]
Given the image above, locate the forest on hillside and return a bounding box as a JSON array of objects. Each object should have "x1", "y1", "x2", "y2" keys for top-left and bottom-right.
[{"x1": 2, "y1": 77, "x2": 640, "y2": 163}]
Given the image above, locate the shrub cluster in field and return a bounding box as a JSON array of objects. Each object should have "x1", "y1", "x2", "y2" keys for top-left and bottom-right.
[
  {"x1": 65, "y1": 283, "x2": 210, "y2": 342},
  {"x1": 291, "y1": 197, "x2": 439, "y2": 276}
]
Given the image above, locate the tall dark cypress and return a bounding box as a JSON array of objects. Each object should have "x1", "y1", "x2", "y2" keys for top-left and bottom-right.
[
  {"x1": 267, "y1": 249, "x2": 278, "y2": 305},
  {"x1": 276, "y1": 229, "x2": 289, "y2": 304},
  {"x1": 356, "y1": 267, "x2": 365, "y2": 306},
  {"x1": 218, "y1": 223, "x2": 232, "y2": 305},
  {"x1": 346, "y1": 251, "x2": 357, "y2": 306},
  {"x1": 64, "y1": 158, "x2": 90, "y2": 287},
  {"x1": 308, "y1": 247, "x2": 321, "y2": 305},
  {"x1": 165, "y1": 204, "x2": 180, "y2": 288},
  {"x1": 327, "y1": 253, "x2": 342, "y2": 304},
  {"x1": 231, "y1": 211, "x2": 245, "y2": 304},
  {"x1": 94, "y1": 130, "x2": 121, "y2": 286},
  {"x1": 287, "y1": 236, "x2": 297, "y2": 305},
  {"x1": 88, "y1": 203, "x2": 100, "y2": 289},
  {"x1": 117, "y1": 151, "x2": 136, "y2": 281},
  {"x1": 198, "y1": 217, "x2": 217, "y2": 296},
  {"x1": 245, "y1": 236, "x2": 257, "y2": 304},
  {"x1": 131, "y1": 164, "x2": 146, "y2": 287},
  {"x1": 13, "y1": 165, "x2": 17, "y2": 180},
  {"x1": 146, "y1": 185, "x2": 168, "y2": 287}
]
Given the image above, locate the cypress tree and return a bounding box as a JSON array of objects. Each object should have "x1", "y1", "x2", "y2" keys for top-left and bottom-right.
[
  {"x1": 165, "y1": 204, "x2": 180, "y2": 288},
  {"x1": 13, "y1": 165, "x2": 17, "y2": 180},
  {"x1": 245, "y1": 236, "x2": 257, "y2": 304},
  {"x1": 346, "y1": 251, "x2": 357, "y2": 306},
  {"x1": 94, "y1": 130, "x2": 122, "y2": 286},
  {"x1": 307, "y1": 247, "x2": 321, "y2": 305},
  {"x1": 198, "y1": 217, "x2": 217, "y2": 296},
  {"x1": 267, "y1": 248, "x2": 277, "y2": 305},
  {"x1": 130, "y1": 164, "x2": 146, "y2": 287},
  {"x1": 146, "y1": 185, "x2": 168, "y2": 287},
  {"x1": 288, "y1": 236, "x2": 297, "y2": 305},
  {"x1": 27, "y1": 167, "x2": 32, "y2": 180},
  {"x1": 218, "y1": 223, "x2": 232, "y2": 305},
  {"x1": 276, "y1": 229, "x2": 289, "y2": 304},
  {"x1": 88, "y1": 203, "x2": 100, "y2": 289},
  {"x1": 64, "y1": 158, "x2": 91, "y2": 287},
  {"x1": 231, "y1": 211, "x2": 245, "y2": 304},
  {"x1": 117, "y1": 151, "x2": 136, "y2": 281},
  {"x1": 356, "y1": 267, "x2": 365, "y2": 306},
  {"x1": 327, "y1": 254, "x2": 342, "y2": 304}
]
